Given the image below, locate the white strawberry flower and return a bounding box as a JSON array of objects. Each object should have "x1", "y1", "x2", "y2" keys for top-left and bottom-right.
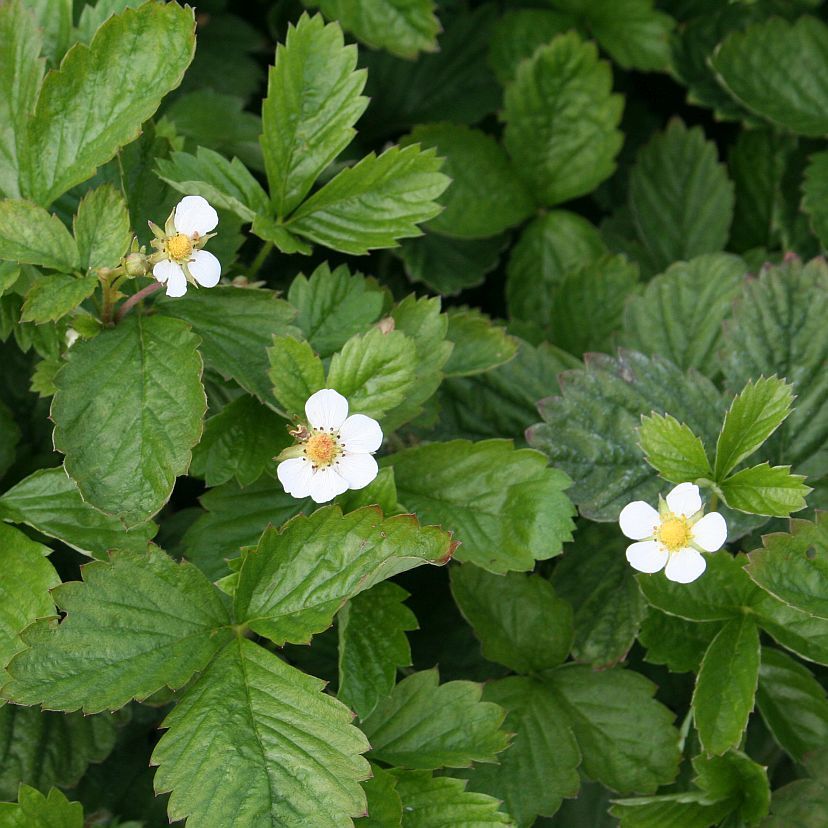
[
  {"x1": 618, "y1": 482, "x2": 727, "y2": 583},
  {"x1": 150, "y1": 196, "x2": 221, "y2": 298},
  {"x1": 277, "y1": 389, "x2": 383, "y2": 504}
]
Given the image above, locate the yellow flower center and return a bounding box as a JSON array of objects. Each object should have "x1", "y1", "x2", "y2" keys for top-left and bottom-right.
[
  {"x1": 167, "y1": 233, "x2": 192, "y2": 261},
  {"x1": 657, "y1": 516, "x2": 692, "y2": 552},
  {"x1": 305, "y1": 432, "x2": 339, "y2": 467}
]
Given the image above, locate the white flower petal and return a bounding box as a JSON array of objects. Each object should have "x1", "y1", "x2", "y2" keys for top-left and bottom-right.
[
  {"x1": 308, "y1": 466, "x2": 349, "y2": 504},
  {"x1": 305, "y1": 389, "x2": 349, "y2": 431},
  {"x1": 277, "y1": 458, "x2": 313, "y2": 499},
  {"x1": 625, "y1": 540, "x2": 668, "y2": 574},
  {"x1": 336, "y1": 453, "x2": 378, "y2": 490},
  {"x1": 165, "y1": 265, "x2": 188, "y2": 298},
  {"x1": 666, "y1": 482, "x2": 702, "y2": 518},
  {"x1": 619, "y1": 501, "x2": 659, "y2": 540},
  {"x1": 153, "y1": 259, "x2": 179, "y2": 284},
  {"x1": 173, "y1": 195, "x2": 218, "y2": 237},
  {"x1": 664, "y1": 547, "x2": 707, "y2": 583},
  {"x1": 692, "y1": 512, "x2": 728, "y2": 552},
  {"x1": 189, "y1": 249, "x2": 221, "y2": 287},
  {"x1": 339, "y1": 414, "x2": 383, "y2": 454}
]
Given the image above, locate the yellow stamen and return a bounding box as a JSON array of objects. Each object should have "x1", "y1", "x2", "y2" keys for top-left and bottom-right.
[
  {"x1": 167, "y1": 233, "x2": 192, "y2": 261},
  {"x1": 305, "y1": 432, "x2": 339, "y2": 467},
  {"x1": 657, "y1": 516, "x2": 692, "y2": 552}
]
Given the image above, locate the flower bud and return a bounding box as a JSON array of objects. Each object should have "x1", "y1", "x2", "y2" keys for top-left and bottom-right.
[{"x1": 124, "y1": 252, "x2": 149, "y2": 277}]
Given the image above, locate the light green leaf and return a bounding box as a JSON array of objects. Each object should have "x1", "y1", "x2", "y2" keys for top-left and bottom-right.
[
  {"x1": 757, "y1": 647, "x2": 828, "y2": 763},
  {"x1": 393, "y1": 770, "x2": 513, "y2": 827},
  {"x1": 444, "y1": 308, "x2": 516, "y2": 378},
  {"x1": 20, "y1": 275, "x2": 97, "y2": 324},
  {"x1": 234, "y1": 506, "x2": 452, "y2": 645},
  {"x1": 75, "y1": 1, "x2": 144, "y2": 45},
  {"x1": 711, "y1": 16, "x2": 828, "y2": 137},
  {"x1": 3, "y1": 547, "x2": 232, "y2": 714},
  {"x1": 338, "y1": 581, "x2": 417, "y2": 721},
  {"x1": 720, "y1": 463, "x2": 810, "y2": 517},
  {"x1": 692, "y1": 615, "x2": 760, "y2": 755},
  {"x1": 288, "y1": 262, "x2": 385, "y2": 359},
  {"x1": 0, "y1": 200, "x2": 79, "y2": 271},
  {"x1": 0, "y1": 705, "x2": 116, "y2": 800},
  {"x1": 0, "y1": 786, "x2": 83, "y2": 828},
  {"x1": 156, "y1": 286, "x2": 298, "y2": 407},
  {"x1": 361, "y1": 669, "x2": 509, "y2": 769},
  {"x1": 190, "y1": 395, "x2": 289, "y2": 488},
  {"x1": 73, "y1": 184, "x2": 131, "y2": 271},
  {"x1": 527, "y1": 350, "x2": 723, "y2": 521},
  {"x1": 628, "y1": 120, "x2": 734, "y2": 272},
  {"x1": 261, "y1": 14, "x2": 367, "y2": 218},
  {"x1": 552, "y1": 523, "x2": 646, "y2": 669},
  {"x1": 548, "y1": 664, "x2": 680, "y2": 793},
  {"x1": 152, "y1": 637, "x2": 371, "y2": 828},
  {"x1": 327, "y1": 328, "x2": 417, "y2": 420},
  {"x1": 622, "y1": 253, "x2": 745, "y2": 376},
  {"x1": 451, "y1": 565, "x2": 573, "y2": 674},
  {"x1": 0, "y1": 467, "x2": 157, "y2": 558},
  {"x1": 0, "y1": 1, "x2": 43, "y2": 199},
  {"x1": 286, "y1": 145, "x2": 450, "y2": 254},
  {"x1": 22, "y1": 2, "x2": 195, "y2": 206},
  {"x1": 504, "y1": 33, "x2": 623, "y2": 206},
  {"x1": 51, "y1": 314, "x2": 206, "y2": 526},
  {"x1": 639, "y1": 413, "x2": 712, "y2": 484},
  {"x1": 387, "y1": 439, "x2": 575, "y2": 573},
  {"x1": 25, "y1": 0, "x2": 71, "y2": 64},
  {"x1": 309, "y1": 0, "x2": 440, "y2": 59},
  {"x1": 721, "y1": 257, "x2": 828, "y2": 479},
  {"x1": 267, "y1": 334, "x2": 325, "y2": 415},
  {"x1": 403, "y1": 124, "x2": 534, "y2": 239},
  {"x1": 358, "y1": 764, "x2": 402, "y2": 827},
  {"x1": 156, "y1": 147, "x2": 270, "y2": 223}
]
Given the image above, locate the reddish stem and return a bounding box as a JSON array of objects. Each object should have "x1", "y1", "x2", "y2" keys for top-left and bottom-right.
[{"x1": 114, "y1": 281, "x2": 164, "y2": 323}]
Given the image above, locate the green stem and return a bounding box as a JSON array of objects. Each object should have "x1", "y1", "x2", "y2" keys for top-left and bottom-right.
[
  {"x1": 100, "y1": 279, "x2": 116, "y2": 326},
  {"x1": 708, "y1": 493, "x2": 719, "y2": 512},
  {"x1": 248, "y1": 240, "x2": 274, "y2": 278}
]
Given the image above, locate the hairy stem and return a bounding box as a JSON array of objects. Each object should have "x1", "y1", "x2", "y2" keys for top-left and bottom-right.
[{"x1": 115, "y1": 280, "x2": 164, "y2": 323}]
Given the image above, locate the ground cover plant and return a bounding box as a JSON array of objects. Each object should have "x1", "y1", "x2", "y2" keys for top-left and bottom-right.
[{"x1": 0, "y1": 0, "x2": 827, "y2": 825}]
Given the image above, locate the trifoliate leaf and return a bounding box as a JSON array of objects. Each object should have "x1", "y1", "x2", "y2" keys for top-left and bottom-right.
[
  {"x1": 451, "y1": 565, "x2": 573, "y2": 674},
  {"x1": 261, "y1": 14, "x2": 367, "y2": 218},
  {"x1": 756, "y1": 647, "x2": 828, "y2": 763},
  {"x1": 4, "y1": 547, "x2": 232, "y2": 713},
  {"x1": 288, "y1": 263, "x2": 385, "y2": 359},
  {"x1": 0, "y1": 200, "x2": 78, "y2": 271},
  {"x1": 0, "y1": 705, "x2": 116, "y2": 800},
  {"x1": 308, "y1": 0, "x2": 440, "y2": 59},
  {"x1": 503, "y1": 33, "x2": 623, "y2": 206},
  {"x1": 358, "y1": 764, "x2": 402, "y2": 827},
  {"x1": 444, "y1": 308, "x2": 516, "y2": 378},
  {"x1": 286, "y1": 146, "x2": 450, "y2": 254},
  {"x1": 526, "y1": 350, "x2": 722, "y2": 521},
  {"x1": 72, "y1": 184, "x2": 131, "y2": 271},
  {"x1": 327, "y1": 328, "x2": 417, "y2": 419},
  {"x1": 460, "y1": 676, "x2": 580, "y2": 825},
  {"x1": 403, "y1": 124, "x2": 534, "y2": 239},
  {"x1": 0, "y1": 786, "x2": 83, "y2": 828},
  {"x1": 552, "y1": 523, "x2": 646, "y2": 669},
  {"x1": 639, "y1": 413, "x2": 712, "y2": 484},
  {"x1": 628, "y1": 120, "x2": 734, "y2": 272},
  {"x1": 51, "y1": 314, "x2": 206, "y2": 526},
  {"x1": 234, "y1": 507, "x2": 451, "y2": 645},
  {"x1": 189, "y1": 395, "x2": 289, "y2": 488},
  {"x1": 720, "y1": 463, "x2": 810, "y2": 517},
  {"x1": 622, "y1": 253, "x2": 745, "y2": 376},
  {"x1": 20, "y1": 275, "x2": 97, "y2": 324},
  {"x1": 387, "y1": 439, "x2": 575, "y2": 573},
  {"x1": 548, "y1": 665, "x2": 680, "y2": 794},
  {"x1": 338, "y1": 581, "x2": 417, "y2": 721},
  {"x1": 721, "y1": 257, "x2": 828, "y2": 479},
  {"x1": 152, "y1": 637, "x2": 371, "y2": 828},
  {"x1": 21, "y1": 2, "x2": 195, "y2": 206},
  {"x1": 157, "y1": 286, "x2": 298, "y2": 407},
  {"x1": 0, "y1": 467, "x2": 157, "y2": 558},
  {"x1": 692, "y1": 615, "x2": 760, "y2": 755},
  {"x1": 361, "y1": 669, "x2": 509, "y2": 769},
  {"x1": 711, "y1": 16, "x2": 828, "y2": 137},
  {"x1": 267, "y1": 334, "x2": 325, "y2": 416}
]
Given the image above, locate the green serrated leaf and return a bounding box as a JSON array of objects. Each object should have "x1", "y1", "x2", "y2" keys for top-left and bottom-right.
[
  {"x1": 3, "y1": 547, "x2": 232, "y2": 714},
  {"x1": 358, "y1": 763, "x2": 402, "y2": 827},
  {"x1": 338, "y1": 581, "x2": 417, "y2": 721},
  {"x1": 504, "y1": 33, "x2": 623, "y2": 206},
  {"x1": 639, "y1": 413, "x2": 712, "y2": 484},
  {"x1": 267, "y1": 334, "x2": 325, "y2": 416},
  {"x1": 720, "y1": 463, "x2": 810, "y2": 517},
  {"x1": 73, "y1": 184, "x2": 131, "y2": 271},
  {"x1": 51, "y1": 314, "x2": 206, "y2": 526},
  {"x1": 0, "y1": 200, "x2": 79, "y2": 271},
  {"x1": 451, "y1": 565, "x2": 573, "y2": 674},
  {"x1": 20, "y1": 275, "x2": 97, "y2": 324},
  {"x1": 152, "y1": 637, "x2": 371, "y2": 828},
  {"x1": 443, "y1": 308, "x2": 516, "y2": 378},
  {"x1": 387, "y1": 439, "x2": 575, "y2": 573},
  {"x1": 361, "y1": 669, "x2": 509, "y2": 769},
  {"x1": 0, "y1": 785, "x2": 84, "y2": 828}
]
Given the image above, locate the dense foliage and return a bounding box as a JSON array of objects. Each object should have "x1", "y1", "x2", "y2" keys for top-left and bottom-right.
[{"x1": 0, "y1": 0, "x2": 827, "y2": 826}]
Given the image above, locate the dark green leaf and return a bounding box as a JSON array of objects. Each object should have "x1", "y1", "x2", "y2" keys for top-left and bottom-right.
[
  {"x1": 358, "y1": 764, "x2": 402, "y2": 827},
  {"x1": 638, "y1": 608, "x2": 722, "y2": 673},
  {"x1": 72, "y1": 184, "x2": 131, "y2": 271},
  {"x1": 444, "y1": 309, "x2": 517, "y2": 378}
]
